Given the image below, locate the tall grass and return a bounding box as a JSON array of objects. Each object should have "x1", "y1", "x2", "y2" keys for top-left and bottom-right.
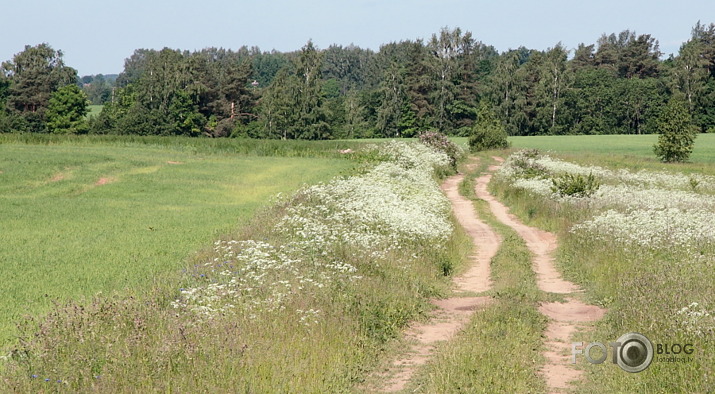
[{"x1": 0, "y1": 133, "x2": 374, "y2": 158}]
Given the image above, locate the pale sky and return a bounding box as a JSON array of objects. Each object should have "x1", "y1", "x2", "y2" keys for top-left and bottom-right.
[{"x1": 1, "y1": 0, "x2": 713, "y2": 76}]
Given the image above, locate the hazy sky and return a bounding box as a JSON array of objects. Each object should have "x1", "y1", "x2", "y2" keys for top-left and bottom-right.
[{"x1": 2, "y1": 0, "x2": 713, "y2": 76}]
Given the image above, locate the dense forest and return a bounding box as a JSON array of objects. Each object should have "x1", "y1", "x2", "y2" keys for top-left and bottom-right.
[{"x1": 1, "y1": 23, "x2": 715, "y2": 138}]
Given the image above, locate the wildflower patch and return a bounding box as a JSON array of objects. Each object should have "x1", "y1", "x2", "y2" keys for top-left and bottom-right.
[{"x1": 172, "y1": 141, "x2": 454, "y2": 325}]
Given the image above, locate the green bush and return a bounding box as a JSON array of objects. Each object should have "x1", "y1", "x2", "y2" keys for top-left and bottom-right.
[
  {"x1": 653, "y1": 97, "x2": 698, "y2": 163},
  {"x1": 550, "y1": 172, "x2": 600, "y2": 198},
  {"x1": 509, "y1": 149, "x2": 550, "y2": 179},
  {"x1": 468, "y1": 101, "x2": 509, "y2": 152}
]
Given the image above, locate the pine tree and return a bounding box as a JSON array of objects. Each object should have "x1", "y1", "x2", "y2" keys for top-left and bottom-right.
[{"x1": 2, "y1": 43, "x2": 77, "y2": 132}]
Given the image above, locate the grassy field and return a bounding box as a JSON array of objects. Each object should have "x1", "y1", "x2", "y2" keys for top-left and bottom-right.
[
  {"x1": 2, "y1": 132, "x2": 713, "y2": 391},
  {"x1": 0, "y1": 138, "x2": 464, "y2": 392},
  {"x1": 510, "y1": 133, "x2": 715, "y2": 164},
  {"x1": 452, "y1": 133, "x2": 715, "y2": 164},
  {"x1": 0, "y1": 138, "x2": 352, "y2": 346}
]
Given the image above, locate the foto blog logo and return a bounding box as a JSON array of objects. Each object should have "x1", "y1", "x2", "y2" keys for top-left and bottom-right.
[{"x1": 572, "y1": 332, "x2": 654, "y2": 373}]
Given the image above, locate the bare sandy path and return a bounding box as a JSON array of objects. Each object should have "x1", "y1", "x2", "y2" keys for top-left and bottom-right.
[
  {"x1": 376, "y1": 170, "x2": 501, "y2": 392},
  {"x1": 474, "y1": 171, "x2": 578, "y2": 294},
  {"x1": 477, "y1": 159, "x2": 605, "y2": 393}
]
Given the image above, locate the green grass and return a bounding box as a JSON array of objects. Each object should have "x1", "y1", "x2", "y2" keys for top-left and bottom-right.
[
  {"x1": 0, "y1": 133, "x2": 377, "y2": 159},
  {"x1": 452, "y1": 134, "x2": 715, "y2": 165},
  {"x1": 509, "y1": 134, "x2": 715, "y2": 164},
  {"x1": 0, "y1": 137, "x2": 466, "y2": 392},
  {"x1": 0, "y1": 141, "x2": 351, "y2": 346}
]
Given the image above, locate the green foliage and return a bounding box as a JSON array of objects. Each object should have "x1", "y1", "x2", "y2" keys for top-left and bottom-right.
[
  {"x1": 1, "y1": 43, "x2": 78, "y2": 132},
  {"x1": 468, "y1": 101, "x2": 509, "y2": 151},
  {"x1": 90, "y1": 48, "x2": 255, "y2": 137},
  {"x1": 45, "y1": 85, "x2": 89, "y2": 134},
  {"x1": 3, "y1": 23, "x2": 715, "y2": 138},
  {"x1": 508, "y1": 148, "x2": 550, "y2": 178},
  {"x1": 550, "y1": 172, "x2": 600, "y2": 197},
  {"x1": 168, "y1": 89, "x2": 205, "y2": 136},
  {"x1": 654, "y1": 97, "x2": 699, "y2": 162},
  {"x1": 259, "y1": 41, "x2": 330, "y2": 139},
  {"x1": 80, "y1": 74, "x2": 116, "y2": 105}
]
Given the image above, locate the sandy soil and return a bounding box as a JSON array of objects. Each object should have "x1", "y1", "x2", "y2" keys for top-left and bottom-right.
[{"x1": 95, "y1": 177, "x2": 115, "y2": 186}]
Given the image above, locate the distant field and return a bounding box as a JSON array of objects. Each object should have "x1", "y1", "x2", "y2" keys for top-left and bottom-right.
[
  {"x1": 453, "y1": 134, "x2": 715, "y2": 163},
  {"x1": 0, "y1": 139, "x2": 351, "y2": 345},
  {"x1": 510, "y1": 134, "x2": 715, "y2": 163},
  {"x1": 87, "y1": 105, "x2": 103, "y2": 118}
]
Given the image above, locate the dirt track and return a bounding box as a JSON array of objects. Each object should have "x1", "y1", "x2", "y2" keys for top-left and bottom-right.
[
  {"x1": 378, "y1": 170, "x2": 500, "y2": 392},
  {"x1": 476, "y1": 158, "x2": 605, "y2": 393},
  {"x1": 378, "y1": 158, "x2": 604, "y2": 393}
]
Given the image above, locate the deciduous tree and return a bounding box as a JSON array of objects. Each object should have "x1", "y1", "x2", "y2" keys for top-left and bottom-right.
[{"x1": 654, "y1": 96, "x2": 698, "y2": 162}]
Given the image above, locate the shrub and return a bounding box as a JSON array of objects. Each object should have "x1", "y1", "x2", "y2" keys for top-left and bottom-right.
[
  {"x1": 501, "y1": 149, "x2": 550, "y2": 179},
  {"x1": 418, "y1": 130, "x2": 462, "y2": 168},
  {"x1": 550, "y1": 172, "x2": 600, "y2": 198},
  {"x1": 45, "y1": 85, "x2": 90, "y2": 134},
  {"x1": 468, "y1": 101, "x2": 509, "y2": 152},
  {"x1": 653, "y1": 97, "x2": 698, "y2": 163}
]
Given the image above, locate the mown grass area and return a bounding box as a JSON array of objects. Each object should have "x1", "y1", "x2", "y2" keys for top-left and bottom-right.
[
  {"x1": 409, "y1": 155, "x2": 547, "y2": 393},
  {"x1": 0, "y1": 140, "x2": 353, "y2": 346},
  {"x1": 490, "y1": 149, "x2": 715, "y2": 392}
]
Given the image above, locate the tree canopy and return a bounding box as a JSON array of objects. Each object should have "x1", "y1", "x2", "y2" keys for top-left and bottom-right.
[{"x1": 2, "y1": 23, "x2": 715, "y2": 139}]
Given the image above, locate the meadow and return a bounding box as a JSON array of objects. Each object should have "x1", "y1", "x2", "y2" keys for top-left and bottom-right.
[
  {"x1": 1, "y1": 132, "x2": 713, "y2": 392},
  {"x1": 0, "y1": 137, "x2": 467, "y2": 392},
  {"x1": 449, "y1": 133, "x2": 715, "y2": 164},
  {"x1": 509, "y1": 133, "x2": 715, "y2": 165},
  {"x1": 0, "y1": 136, "x2": 353, "y2": 346}
]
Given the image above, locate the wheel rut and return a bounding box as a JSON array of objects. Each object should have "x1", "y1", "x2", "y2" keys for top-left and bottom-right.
[
  {"x1": 376, "y1": 168, "x2": 501, "y2": 392},
  {"x1": 479, "y1": 158, "x2": 606, "y2": 393}
]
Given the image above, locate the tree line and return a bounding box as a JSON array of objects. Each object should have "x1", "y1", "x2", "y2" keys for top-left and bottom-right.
[{"x1": 1, "y1": 23, "x2": 714, "y2": 138}]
